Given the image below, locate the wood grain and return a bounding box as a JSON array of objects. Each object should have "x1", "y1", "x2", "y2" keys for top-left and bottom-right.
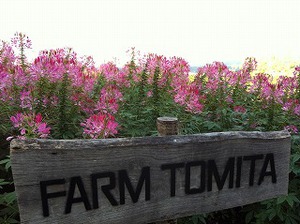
[{"x1": 10, "y1": 131, "x2": 291, "y2": 224}]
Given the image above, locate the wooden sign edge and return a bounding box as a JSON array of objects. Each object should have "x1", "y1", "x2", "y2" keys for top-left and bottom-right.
[{"x1": 10, "y1": 130, "x2": 291, "y2": 152}]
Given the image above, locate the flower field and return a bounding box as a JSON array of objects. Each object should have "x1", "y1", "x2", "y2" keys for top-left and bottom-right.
[{"x1": 0, "y1": 33, "x2": 300, "y2": 224}]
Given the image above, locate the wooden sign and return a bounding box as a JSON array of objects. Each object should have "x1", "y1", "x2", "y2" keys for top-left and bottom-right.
[{"x1": 10, "y1": 131, "x2": 290, "y2": 224}]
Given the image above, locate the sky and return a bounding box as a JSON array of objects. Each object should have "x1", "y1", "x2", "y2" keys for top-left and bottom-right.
[{"x1": 1, "y1": 0, "x2": 300, "y2": 66}]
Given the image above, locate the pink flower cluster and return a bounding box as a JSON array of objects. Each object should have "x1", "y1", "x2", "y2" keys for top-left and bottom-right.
[
  {"x1": 9, "y1": 113, "x2": 51, "y2": 139},
  {"x1": 81, "y1": 113, "x2": 118, "y2": 139},
  {"x1": 143, "y1": 54, "x2": 190, "y2": 88},
  {"x1": 174, "y1": 61, "x2": 253, "y2": 114},
  {"x1": 2, "y1": 33, "x2": 300, "y2": 140},
  {"x1": 174, "y1": 59, "x2": 300, "y2": 119},
  {"x1": 284, "y1": 125, "x2": 298, "y2": 134},
  {"x1": 11, "y1": 32, "x2": 32, "y2": 49},
  {"x1": 1, "y1": 33, "x2": 123, "y2": 139}
]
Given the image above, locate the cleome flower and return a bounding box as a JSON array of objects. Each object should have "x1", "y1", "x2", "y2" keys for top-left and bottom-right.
[
  {"x1": 9, "y1": 113, "x2": 51, "y2": 139},
  {"x1": 81, "y1": 113, "x2": 118, "y2": 139}
]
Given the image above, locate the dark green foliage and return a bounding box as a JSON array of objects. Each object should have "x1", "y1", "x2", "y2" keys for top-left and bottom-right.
[
  {"x1": 0, "y1": 156, "x2": 19, "y2": 224},
  {"x1": 51, "y1": 73, "x2": 83, "y2": 139}
]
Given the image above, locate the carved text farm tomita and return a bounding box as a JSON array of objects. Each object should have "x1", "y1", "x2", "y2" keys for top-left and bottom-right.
[{"x1": 40, "y1": 153, "x2": 276, "y2": 217}]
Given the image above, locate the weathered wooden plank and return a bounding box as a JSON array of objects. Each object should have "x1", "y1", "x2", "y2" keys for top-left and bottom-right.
[{"x1": 10, "y1": 131, "x2": 291, "y2": 224}]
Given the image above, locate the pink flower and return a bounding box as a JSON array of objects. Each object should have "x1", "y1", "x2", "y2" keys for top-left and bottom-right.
[
  {"x1": 0, "y1": 41, "x2": 17, "y2": 66},
  {"x1": 20, "y1": 90, "x2": 33, "y2": 109},
  {"x1": 147, "y1": 91, "x2": 153, "y2": 97},
  {"x1": 226, "y1": 96, "x2": 234, "y2": 104},
  {"x1": 6, "y1": 136, "x2": 14, "y2": 141},
  {"x1": 0, "y1": 68, "x2": 10, "y2": 91},
  {"x1": 10, "y1": 113, "x2": 24, "y2": 128},
  {"x1": 250, "y1": 123, "x2": 257, "y2": 129},
  {"x1": 282, "y1": 100, "x2": 295, "y2": 111},
  {"x1": 284, "y1": 125, "x2": 298, "y2": 134},
  {"x1": 234, "y1": 106, "x2": 247, "y2": 113},
  {"x1": 20, "y1": 128, "x2": 26, "y2": 135},
  {"x1": 186, "y1": 99, "x2": 204, "y2": 114},
  {"x1": 294, "y1": 104, "x2": 300, "y2": 116},
  {"x1": 242, "y1": 57, "x2": 257, "y2": 73},
  {"x1": 37, "y1": 123, "x2": 51, "y2": 138},
  {"x1": 14, "y1": 66, "x2": 30, "y2": 86},
  {"x1": 99, "y1": 62, "x2": 129, "y2": 87},
  {"x1": 11, "y1": 32, "x2": 32, "y2": 49},
  {"x1": 35, "y1": 113, "x2": 43, "y2": 123},
  {"x1": 174, "y1": 85, "x2": 188, "y2": 106},
  {"x1": 10, "y1": 112, "x2": 51, "y2": 139},
  {"x1": 81, "y1": 113, "x2": 118, "y2": 139},
  {"x1": 94, "y1": 85, "x2": 122, "y2": 114}
]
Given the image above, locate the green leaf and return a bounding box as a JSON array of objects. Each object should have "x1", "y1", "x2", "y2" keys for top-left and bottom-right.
[
  {"x1": 1, "y1": 217, "x2": 19, "y2": 224},
  {"x1": 284, "y1": 218, "x2": 291, "y2": 224},
  {"x1": 291, "y1": 195, "x2": 300, "y2": 203},
  {"x1": 245, "y1": 211, "x2": 254, "y2": 224},
  {"x1": 276, "y1": 195, "x2": 286, "y2": 204},
  {"x1": 291, "y1": 154, "x2": 300, "y2": 163},
  {"x1": 0, "y1": 181, "x2": 10, "y2": 186},
  {"x1": 198, "y1": 216, "x2": 206, "y2": 224},
  {"x1": 191, "y1": 216, "x2": 199, "y2": 224},
  {"x1": 5, "y1": 160, "x2": 11, "y2": 171},
  {"x1": 290, "y1": 218, "x2": 298, "y2": 224},
  {"x1": 0, "y1": 158, "x2": 10, "y2": 165},
  {"x1": 288, "y1": 213, "x2": 300, "y2": 221},
  {"x1": 268, "y1": 209, "x2": 276, "y2": 221},
  {"x1": 286, "y1": 196, "x2": 294, "y2": 207},
  {"x1": 278, "y1": 211, "x2": 284, "y2": 221},
  {"x1": 3, "y1": 192, "x2": 17, "y2": 205}
]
